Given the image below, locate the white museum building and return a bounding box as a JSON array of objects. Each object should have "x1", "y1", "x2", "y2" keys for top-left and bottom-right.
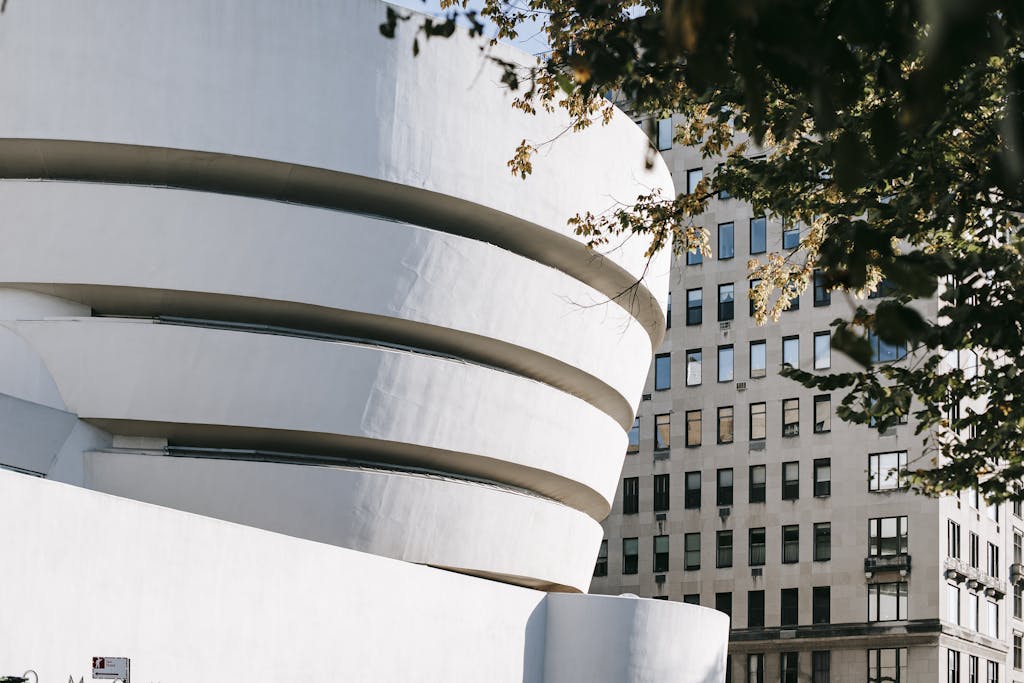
[{"x1": 0, "y1": 1, "x2": 727, "y2": 680}]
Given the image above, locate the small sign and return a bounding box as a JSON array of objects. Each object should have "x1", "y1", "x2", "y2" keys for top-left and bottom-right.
[{"x1": 92, "y1": 657, "x2": 129, "y2": 681}]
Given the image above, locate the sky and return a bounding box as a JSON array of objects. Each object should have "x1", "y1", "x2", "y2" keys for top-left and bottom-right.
[{"x1": 386, "y1": 0, "x2": 551, "y2": 56}]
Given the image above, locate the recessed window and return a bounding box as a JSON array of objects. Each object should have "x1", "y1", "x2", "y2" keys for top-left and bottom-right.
[
  {"x1": 684, "y1": 471, "x2": 701, "y2": 509},
  {"x1": 718, "y1": 283, "x2": 735, "y2": 321},
  {"x1": 666, "y1": 291, "x2": 671, "y2": 329},
  {"x1": 782, "y1": 219, "x2": 800, "y2": 249},
  {"x1": 948, "y1": 520, "x2": 961, "y2": 559},
  {"x1": 781, "y1": 652, "x2": 799, "y2": 683},
  {"x1": 717, "y1": 468, "x2": 734, "y2": 506},
  {"x1": 813, "y1": 270, "x2": 831, "y2": 306},
  {"x1": 623, "y1": 477, "x2": 639, "y2": 515},
  {"x1": 749, "y1": 279, "x2": 762, "y2": 317},
  {"x1": 749, "y1": 340, "x2": 766, "y2": 378},
  {"x1": 868, "y1": 582, "x2": 908, "y2": 621},
  {"x1": 718, "y1": 223, "x2": 735, "y2": 260},
  {"x1": 868, "y1": 330, "x2": 908, "y2": 363},
  {"x1": 622, "y1": 537, "x2": 639, "y2": 574},
  {"x1": 749, "y1": 465, "x2": 766, "y2": 503},
  {"x1": 970, "y1": 532, "x2": 980, "y2": 569},
  {"x1": 813, "y1": 395, "x2": 831, "y2": 433},
  {"x1": 685, "y1": 410, "x2": 702, "y2": 447},
  {"x1": 949, "y1": 649, "x2": 961, "y2": 683},
  {"x1": 686, "y1": 168, "x2": 703, "y2": 195},
  {"x1": 969, "y1": 593, "x2": 979, "y2": 630},
  {"x1": 654, "y1": 353, "x2": 671, "y2": 390},
  {"x1": 715, "y1": 591, "x2": 732, "y2": 618},
  {"x1": 782, "y1": 335, "x2": 799, "y2": 369},
  {"x1": 750, "y1": 402, "x2": 767, "y2": 441},
  {"x1": 868, "y1": 278, "x2": 897, "y2": 299},
  {"x1": 782, "y1": 398, "x2": 800, "y2": 437},
  {"x1": 686, "y1": 349, "x2": 702, "y2": 386},
  {"x1": 868, "y1": 451, "x2": 908, "y2": 491},
  {"x1": 750, "y1": 217, "x2": 766, "y2": 255},
  {"x1": 781, "y1": 588, "x2": 799, "y2": 626},
  {"x1": 814, "y1": 332, "x2": 831, "y2": 370},
  {"x1": 1014, "y1": 635, "x2": 1022, "y2": 670},
  {"x1": 949, "y1": 584, "x2": 961, "y2": 625},
  {"x1": 988, "y1": 659, "x2": 1000, "y2": 683},
  {"x1": 813, "y1": 586, "x2": 831, "y2": 624},
  {"x1": 717, "y1": 530, "x2": 734, "y2": 568},
  {"x1": 684, "y1": 532, "x2": 701, "y2": 570},
  {"x1": 654, "y1": 534, "x2": 670, "y2": 572},
  {"x1": 748, "y1": 654, "x2": 765, "y2": 683},
  {"x1": 748, "y1": 590, "x2": 765, "y2": 628},
  {"x1": 683, "y1": 594, "x2": 700, "y2": 605},
  {"x1": 653, "y1": 474, "x2": 670, "y2": 512},
  {"x1": 627, "y1": 417, "x2": 640, "y2": 454},
  {"x1": 717, "y1": 406, "x2": 735, "y2": 444},
  {"x1": 593, "y1": 540, "x2": 608, "y2": 577},
  {"x1": 970, "y1": 656, "x2": 979, "y2": 683},
  {"x1": 782, "y1": 461, "x2": 800, "y2": 500},
  {"x1": 868, "y1": 648, "x2": 908, "y2": 683},
  {"x1": 813, "y1": 458, "x2": 831, "y2": 497},
  {"x1": 869, "y1": 516, "x2": 908, "y2": 556},
  {"x1": 686, "y1": 288, "x2": 703, "y2": 325},
  {"x1": 718, "y1": 345, "x2": 734, "y2": 382},
  {"x1": 656, "y1": 118, "x2": 673, "y2": 151},
  {"x1": 812, "y1": 651, "x2": 831, "y2": 683},
  {"x1": 814, "y1": 522, "x2": 831, "y2": 561},
  {"x1": 782, "y1": 525, "x2": 800, "y2": 563},
  {"x1": 786, "y1": 289, "x2": 800, "y2": 311},
  {"x1": 654, "y1": 413, "x2": 671, "y2": 451},
  {"x1": 988, "y1": 543, "x2": 1000, "y2": 578},
  {"x1": 749, "y1": 527, "x2": 766, "y2": 566}
]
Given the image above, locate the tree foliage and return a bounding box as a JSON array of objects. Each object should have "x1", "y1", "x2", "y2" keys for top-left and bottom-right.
[{"x1": 384, "y1": 1, "x2": 1024, "y2": 500}]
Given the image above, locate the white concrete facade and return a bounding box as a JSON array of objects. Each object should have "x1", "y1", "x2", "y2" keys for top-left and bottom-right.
[{"x1": 0, "y1": 1, "x2": 726, "y2": 680}]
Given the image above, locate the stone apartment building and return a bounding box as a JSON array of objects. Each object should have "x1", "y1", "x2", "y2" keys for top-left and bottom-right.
[{"x1": 589, "y1": 118, "x2": 1024, "y2": 683}]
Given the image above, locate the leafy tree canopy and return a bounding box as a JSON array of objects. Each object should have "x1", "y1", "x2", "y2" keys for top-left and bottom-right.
[{"x1": 383, "y1": 1, "x2": 1024, "y2": 501}]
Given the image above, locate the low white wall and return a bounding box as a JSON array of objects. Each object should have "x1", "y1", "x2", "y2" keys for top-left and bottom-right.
[{"x1": 0, "y1": 471, "x2": 726, "y2": 683}]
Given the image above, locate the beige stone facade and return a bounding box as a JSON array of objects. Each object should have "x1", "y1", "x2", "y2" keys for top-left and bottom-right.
[{"x1": 590, "y1": 125, "x2": 1021, "y2": 683}]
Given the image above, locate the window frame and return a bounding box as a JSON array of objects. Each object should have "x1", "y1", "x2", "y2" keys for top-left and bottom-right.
[
  {"x1": 686, "y1": 348, "x2": 702, "y2": 386},
  {"x1": 814, "y1": 331, "x2": 831, "y2": 370},
  {"x1": 718, "y1": 344, "x2": 735, "y2": 382},
  {"x1": 814, "y1": 522, "x2": 831, "y2": 562},
  {"x1": 684, "y1": 471, "x2": 701, "y2": 509},
  {"x1": 749, "y1": 464, "x2": 767, "y2": 504},
  {"x1": 622, "y1": 537, "x2": 639, "y2": 575},
  {"x1": 686, "y1": 288, "x2": 703, "y2": 325},
  {"x1": 717, "y1": 530, "x2": 734, "y2": 568},
  {"x1": 813, "y1": 458, "x2": 831, "y2": 497},
  {"x1": 749, "y1": 216, "x2": 767, "y2": 255},
  {"x1": 718, "y1": 406, "x2": 735, "y2": 444},
  {"x1": 654, "y1": 353, "x2": 671, "y2": 391},
  {"x1": 750, "y1": 402, "x2": 767, "y2": 441},
  {"x1": 622, "y1": 476, "x2": 639, "y2": 515},
  {"x1": 718, "y1": 222, "x2": 735, "y2": 261},
  {"x1": 718, "y1": 283, "x2": 736, "y2": 321},
  {"x1": 685, "y1": 410, "x2": 702, "y2": 447},
  {"x1": 684, "y1": 532, "x2": 701, "y2": 570},
  {"x1": 654, "y1": 413, "x2": 671, "y2": 451},
  {"x1": 750, "y1": 340, "x2": 767, "y2": 379},
  {"x1": 717, "y1": 468, "x2": 734, "y2": 507},
  {"x1": 813, "y1": 394, "x2": 831, "y2": 433},
  {"x1": 782, "y1": 524, "x2": 800, "y2": 564},
  {"x1": 653, "y1": 473, "x2": 670, "y2": 512},
  {"x1": 782, "y1": 461, "x2": 800, "y2": 500}
]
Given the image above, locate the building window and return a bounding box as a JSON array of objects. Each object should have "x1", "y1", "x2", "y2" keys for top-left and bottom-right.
[
  {"x1": 869, "y1": 516, "x2": 909, "y2": 556},
  {"x1": 813, "y1": 587, "x2": 831, "y2": 624},
  {"x1": 813, "y1": 458, "x2": 831, "y2": 497},
  {"x1": 686, "y1": 288, "x2": 703, "y2": 325},
  {"x1": 623, "y1": 477, "x2": 639, "y2": 515},
  {"x1": 687, "y1": 241, "x2": 703, "y2": 265},
  {"x1": 716, "y1": 591, "x2": 733, "y2": 618},
  {"x1": 812, "y1": 651, "x2": 830, "y2": 683},
  {"x1": 970, "y1": 532, "x2": 980, "y2": 568},
  {"x1": 988, "y1": 543, "x2": 1000, "y2": 578},
  {"x1": 868, "y1": 582, "x2": 908, "y2": 621},
  {"x1": 719, "y1": 345, "x2": 734, "y2": 382},
  {"x1": 970, "y1": 656, "x2": 979, "y2": 683},
  {"x1": 781, "y1": 589, "x2": 799, "y2": 626},
  {"x1": 868, "y1": 278, "x2": 898, "y2": 299},
  {"x1": 749, "y1": 465, "x2": 766, "y2": 503},
  {"x1": 949, "y1": 650, "x2": 960, "y2": 683},
  {"x1": 657, "y1": 117, "x2": 673, "y2": 151},
  {"x1": 686, "y1": 349, "x2": 702, "y2": 386},
  {"x1": 869, "y1": 451, "x2": 908, "y2": 491},
  {"x1": 750, "y1": 340, "x2": 767, "y2": 378},
  {"x1": 1014, "y1": 529, "x2": 1022, "y2": 564},
  {"x1": 683, "y1": 594, "x2": 700, "y2": 605},
  {"x1": 653, "y1": 474, "x2": 670, "y2": 512},
  {"x1": 868, "y1": 648, "x2": 908, "y2": 683},
  {"x1": 687, "y1": 168, "x2": 703, "y2": 195},
  {"x1": 627, "y1": 417, "x2": 640, "y2": 454},
  {"x1": 719, "y1": 283, "x2": 735, "y2": 321},
  {"x1": 781, "y1": 652, "x2": 798, "y2": 683},
  {"x1": 948, "y1": 520, "x2": 961, "y2": 558},
  {"x1": 718, "y1": 468, "x2": 734, "y2": 506},
  {"x1": 718, "y1": 406, "x2": 735, "y2": 444},
  {"x1": 654, "y1": 353, "x2": 671, "y2": 390},
  {"x1": 666, "y1": 291, "x2": 671, "y2": 329},
  {"x1": 748, "y1": 654, "x2": 765, "y2": 683},
  {"x1": 1014, "y1": 634, "x2": 1022, "y2": 669},
  {"x1": 782, "y1": 336, "x2": 799, "y2": 369},
  {"x1": 988, "y1": 601, "x2": 1000, "y2": 638},
  {"x1": 685, "y1": 410, "x2": 702, "y2": 447},
  {"x1": 782, "y1": 462, "x2": 800, "y2": 500},
  {"x1": 719, "y1": 223, "x2": 735, "y2": 260},
  {"x1": 1015, "y1": 500, "x2": 1022, "y2": 518},
  {"x1": 684, "y1": 533, "x2": 701, "y2": 570},
  {"x1": 749, "y1": 527, "x2": 767, "y2": 566},
  {"x1": 1014, "y1": 583, "x2": 1022, "y2": 620},
  {"x1": 748, "y1": 590, "x2": 765, "y2": 628},
  {"x1": 654, "y1": 534, "x2": 669, "y2": 572},
  {"x1": 717, "y1": 530, "x2": 734, "y2": 568},
  {"x1": 749, "y1": 279, "x2": 761, "y2": 317},
  {"x1": 750, "y1": 402, "x2": 767, "y2": 441},
  {"x1": 783, "y1": 220, "x2": 800, "y2": 250},
  {"x1": 948, "y1": 584, "x2": 960, "y2": 625},
  {"x1": 969, "y1": 593, "x2": 979, "y2": 631},
  {"x1": 594, "y1": 540, "x2": 608, "y2": 577},
  {"x1": 787, "y1": 290, "x2": 800, "y2": 311},
  {"x1": 782, "y1": 525, "x2": 800, "y2": 564},
  {"x1": 717, "y1": 163, "x2": 731, "y2": 200},
  {"x1": 814, "y1": 522, "x2": 831, "y2": 561},
  {"x1": 685, "y1": 471, "x2": 701, "y2": 509},
  {"x1": 782, "y1": 399, "x2": 800, "y2": 437},
  {"x1": 987, "y1": 661, "x2": 999, "y2": 683},
  {"x1": 655, "y1": 413, "x2": 671, "y2": 451},
  {"x1": 813, "y1": 270, "x2": 831, "y2": 306},
  {"x1": 813, "y1": 395, "x2": 831, "y2": 433},
  {"x1": 814, "y1": 332, "x2": 831, "y2": 370},
  {"x1": 750, "y1": 217, "x2": 767, "y2": 255},
  {"x1": 623, "y1": 537, "x2": 639, "y2": 574},
  {"x1": 868, "y1": 330, "x2": 908, "y2": 363}
]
